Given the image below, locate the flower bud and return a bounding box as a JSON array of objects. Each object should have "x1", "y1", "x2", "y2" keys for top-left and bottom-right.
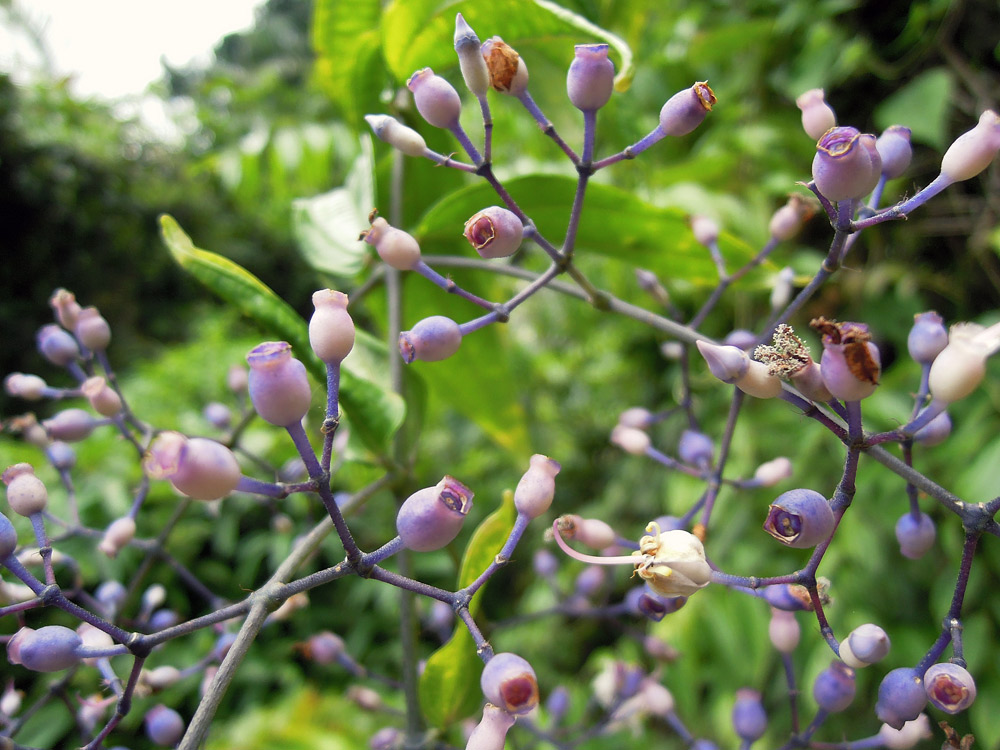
[
  {"x1": 464, "y1": 206, "x2": 523, "y2": 258},
  {"x1": 566, "y1": 44, "x2": 615, "y2": 111},
  {"x1": 610, "y1": 424, "x2": 650, "y2": 455},
  {"x1": 877, "y1": 714, "x2": 933, "y2": 749},
  {"x1": 913, "y1": 409, "x2": 951, "y2": 447},
  {"x1": 768, "y1": 608, "x2": 800, "y2": 653},
  {"x1": 876, "y1": 125, "x2": 913, "y2": 179},
  {"x1": 690, "y1": 215, "x2": 720, "y2": 246},
  {"x1": 839, "y1": 623, "x2": 890, "y2": 669},
  {"x1": 481, "y1": 37, "x2": 528, "y2": 95},
  {"x1": 82, "y1": 376, "x2": 123, "y2": 417},
  {"x1": 0, "y1": 511, "x2": 18, "y2": 558},
  {"x1": 74, "y1": 307, "x2": 111, "y2": 351},
  {"x1": 466, "y1": 703, "x2": 516, "y2": 750},
  {"x1": 399, "y1": 316, "x2": 463, "y2": 363},
  {"x1": 47, "y1": 441, "x2": 76, "y2": 470},
  {"x1": 678, "y1": 430, "x2": 713, "y2": 467},
  {"x1": 36, "y1": 324, "x2": 80, "y2": 366},
  {"x1": 144, "y1": 665, "x2": 183, "y2": 691},
  {"x1": 876, "y1": 668, "x2": 927, "y2": 730},
  {"x1": 658, "y1": 82, "x2": 716, "y2": 137},
  {"x1": 396, "y1": 476, "x2": 473, "y2": 552},
  {"x1": 813, "y1": 318, "x2": 880, "y2": 401},
  {"x1": 3, "y1": 464, "x2": 48, "y2": 516},
  {"x1": 513, "y1": 454, "x2": 561, "y2": 519},
  {"x1": 227, "y1": 364, "x2": 248, "y2": 394},
  {"x1": 15, "y1": 625, "x2": 82, "y2": 672},
  {"x1": 754, "y1": 457, "x2": 793, "y2": 487},
  {"x1": 303, "y1": 631, "x2": 344, "y2": 664},
  {"x1": 309, "y1": 290, "x2": 355, "y2": 364},
  {"x1": 927, "y1": 322, "x2": 997, "y2": 403},
  {"x1": 98, "y1": 516, "x2": 136, "y2": 558},
  {"x1": 370, "y1": 727, "x2": 402, "y2": 750},
  {"x1": 696, "y1": 340, "x2": 783, "y2": 398},
  {"x1": 813, "y1": 660, "x2": 856, "y2": 712},
  {"x1": 454, "y1": 14, "x2": 489, "y2": 96},
  {"x1": 365, "y1": 114, "x2": 428, "y2": 158},
  {"x1": 203, "y1": 402, "x2": 232, "y2": 430},
  {"x1": 480, "y1": 652, "x2": 539, "y2": 715},
  {"x1": 4, "y1": 373, "x2": 48, "y2": 400},
  {"x1": 762, "y1": 488, "x2": 834, "y2": 549},
  {"x1": 533, "y1": 548, "x2": 558, "y2": 578},
  {"x1": 246, "y1": 341, "x2": 312, "y2": 426},
  {"x1": 362, "y1": 216, "x2": 422, "y2": 270},
  {"x1": 940, "y1": 110, "x2": 1000, "y2": 182},
  {"x1": 408, "y1": 68, "x2": 462, "y2": 129},
  {"x1": 1, "y1": 680, "x2": 23, "y2": 716},
  {"x1": 635, "y1": 525, "x2": 712, "y2": 597},
  {"x1": 76, "y1": 622, "x2": 114, "y2": 666},
  {"x1": 907, "y1": 311, "x2": 948, "y2": 364},
  {"x1": 768, "y1": 193, "x2": 817, "y2": 241},
  {"x1": 770, "y1": 266, "x2": 795, "y2": 311},
  {"x1": 558, "y1": 514, "x2": 616, "y2": 549},
  {"x1": 49, "y1": 288, "x2": 82, "y2": 330},
  {"x1": 812, "y1": 127, "x2": 881, "y2": 202},
  {"x1": 894, "y1": 512, "x2": 936, "y2": 559},
  {"x1": 731, "y1": 688, "x2": 767, "y2": 742},
  {"x1": 923, "y1": 662, "x2": 976, "y2": 714},
  {"x1": 796, "y1": 89, "x2": 837, "y2": 140},
  {"x1": 144, "y1": 431, "x2": 242, "y2": 500},
  {"x1": 617, "y1": 407, "x2": 654, "y2": 429}
]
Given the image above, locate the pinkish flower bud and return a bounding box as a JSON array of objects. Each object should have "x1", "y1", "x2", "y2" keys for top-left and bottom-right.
[
  {"x1": 42, "y1": 408, "x2": 98, "y2": 442},
  {"x1": 396, "y1": 476, "x2": 474, "y2": 552},
  {"x1": 362, "y1": 216, "x2": 422, "y2": 270},
  {"x1": 812, "y1": 318, "x2": 881, "y2": 401},
  {"x1": 768, "y1": 193, "x2": 817, "y2": 241},
  {"x1": 4, "y1": 373, "x2": 47, "y2": 400},
  {"x1": 364, "y1": 115, "x2": 428, "y2": 158},
  {"x1": 839, "y1": 623, "x2": 890, "y2": 668},
  {"x1": 49, "y1": 288, "x2": 82, "y2": 330},
  {"x1": 907, "y1": 311, "x2": 948, "y2": 364},
  {"x1": 74, "y1": 307, "x2": 111, "y2": 351},
  {"x1": 558, "y1": 514, "x2": 616, "y2": 549},
  {"x1": 227, "y1": 364, "x2": 248, "y2": 394},
  {"x1": 514, "y1": 454, "x2": 561, "y2": 519},
  {"x1": 876, "y1": 125, "x2": 913, "y2": 179},
  {"x1": 3, "y1": 464, "x2": 48, "y2": 516},
  {"x1": 678, "y1": 430, "x2": 713, "y2": 466},
  {"x1": 246, "y1": 341, "x2": 312, "y2": 426},
  {"x1": 618, "y1": 407, "x2": 654, "y2": 429},
  {"x1": 658, "y1": 82, "x2": 716, "y2": 137},
  {"x1": 463, "y1": 206, "x2": 523, "y2": 258},
  {"x1": 144, "y1": 431, "x2": 242, "y2": 500},
  {"x1": 566, "y1": 44, "x2": 615, "y2": 111},
  {"x1": 690, "y1": 215, "x2": 720, "y2": 246},
  {"x1": 480, "y1": 652, "x2": 539, "y2": 715},
  {"x1": 455, "y1": 14, "x2": 489, "y2": 96},
  {"x1": 481, "y1": 37, "x2": 528, "y2": 95},
  {"x1": 610, "y1": 424, "x2": 650, "y2": 455},
  {"x1": 309, "y1": 290, "x2": 355, "y2": 364},
  {"x1": 796, "y1": 89, "x2": 837, "y2": 140},
  {"x1": 927, "y1": 321, "x2": 1000, "y2": 403},
  {"x1": 466, "y1": 703, "x2": 516, "y2": 750},
  {"x1": 81, "y1": 376, "x2": 122, "y2": 417},
  {"x1": 98, "y1": 516, "x2": 136, "y2": 558},
  {"x1": 753, "y1": 457, "x2": 793, "y2": 486},
  {"x1": 940, "y1": 110, "x2": 1000, "y2": 182},
  {"x1": 877, "y1": 714, "x2": 932, "y2": 749},
  {"x1": 399, "y1": 316, "x2": 463, "y2": 363},
  {"x1": 812, "y1": 127, "x2": 882, "y2": 202},
  {"x1": 407, "y1": 68, "x2": 462, "y2": 130},
  {"x1": 36, "y1": 324, "x2": 80, "y2": 366},
  {"x1": 768, "y1": 608, "x2": 800, "y2": 653}
]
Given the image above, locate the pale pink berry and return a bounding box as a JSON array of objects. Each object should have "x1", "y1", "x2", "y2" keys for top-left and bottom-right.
[
  {"x1": 309, "y1": 290, "x2": 355, "y2": 364},
  {"x1": 514, "y1": 454, "x2": 561, "y2": 519},
  {"x1": 365, "y1": 114, "x2": 428, "y2": 158},
  {"x1": 82, "y1": 376, "x2": 123, "y2": 417},
  {"x1": 246, "y1": 341, "x2": 312, "y2": 426},
  {"x1": 463, "y1": 207, "x2": 523, "y2": 259},
  {"x1": 3, "y1": 464, "x2": 48, "y2": 516},
  {"x1": 98, "y1": 517, "x2": 136, "y2": 558},
  {"x1": 658, "y1": 82, "x2": 716, "y2": 137},
  {"x1": 362, "y1": 216, "x2": 422, "y2": 270},
  {"x1": 407, "y1": 68, "x2": 462, "y2": 129},
  {"x1": 566, "y1": 44, "x2": 615, "y2": 111},
  {"x1": 940, "y1": 110, "x2": 1000, "y2": 182},
  {"x1": 144, "y1": 432, "x2": 242, "y2": 501},
  {"x1": 74, "y1": 307, "x2": 111, "y2": 351},
  {"x1": 795, "y1": 89, "x2": 837, "y2": 140}
]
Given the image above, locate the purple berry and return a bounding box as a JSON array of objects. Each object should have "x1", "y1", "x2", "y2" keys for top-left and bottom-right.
[
  {"x1": 369, "y1": 727, "x2": 402, "y2": 750},
  {"x1": 875, "y1": 668, "x2": 927, "y2": 730},
  {"x1": 636, "y1": 589, "x2": 687, "y2": 622},
  {"x1": 924, "y1": 662, "x2": 976, "y2": 714},
  {"x1": 876, "y1": 125, "x2": 913, "y2": 179},
  {"x1": 678, "y1": 430, "x2": 714, "y2": 467},
  {"x1": 0, "y1": 512, "x2": 17, "y2": 558},
  {"x1": 74, "y1": 306, "x2": 111, "y2": 351},
  {"x1": 145, "y1": 704, "x2": 185, "y2": 746},
  {"x1": 463, "y1": 206, "x2": 524, "y2": 259},
  {"x1": 513, "y1": 454, "x2": 560, "y2": 519},
  {"x1": 761, "y1": 583, "x2": 813, "y2": 612},
  {"x1": 894, "y1": 512, "x2": 936, "y2": 559},
  {"x1": 532, "y1": 548, "x2": 559, "y2": 578},
  {"x1": 36, "y1": 324, "x2": 80, "y2": 366},
  {"x1": 907, "y1": 311, "x2": 948, "y2": 365},
  {"x1": 481, "y1": 652, "x2": 539, "y2": 715},
  {"x1": 546, "y1": 685, "x2": 570, "y2": 723},
  {"x1": 407, "y1": 68, "x2": 461, "y2": 129},
  {"x1": 305, "y1": 631, "x2": 345, "y2": 665},
  {"x1": 912, "y1": 409, "x2": 951, "y2": 447},
  {"x1": 203, "y1": 402, "x2": 233, "y2": 430},
  {"x1": 396, "y1": 476, "x2": 473, "y2": 552},
  {"x1": 762, "y1": 488, "x2": 835, "y2": 549},
  {"x1": 731, "y1": 688, "x2": 767, "y2": 742},
  {"x1": 658, "y1": 82, "x2": 716, "y2": 137},
  {"x1": 398, "y1": 316, "x2": 463, "y2": 364},
  {"x1": 15, "y1": 625, "x2": 83, "y2": 672},
  {"x1": 813, "y1": 660, "x2": 856, "y2": 712},
  {"x1": 42, "y1": 408, "x2": 98, "y2": 442},
  {"x1": 143, "y1": 432, "x2": 242, "y2": 501},
  {"x1": 812, "y1": 127, "x2": 881, "y2": 202},
  {"x1": 566, "y1": 44, "x2": 615, "y2": 112}
]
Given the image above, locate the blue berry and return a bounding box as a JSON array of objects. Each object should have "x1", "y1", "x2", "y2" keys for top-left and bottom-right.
[
  {"x1": 731, "y1": 688, "x2": 767, "y2": 742},
  {"x1": 875, "y1": 668, "x2": 927, "y2": 730},
  {"x1": 894, "y1": 512, "x2": 936, "y2": 559},
  {"x1": 762, "y1": 488, "x2": 835, "y2": 549},
  {"x1": 15, "y1": 625, "x2": 83, "y2": 672},
  {"x1": 813, "y1": 660, "x2": 856, "y2": 712},
  {"x1": 145, "y1": 704, "x2": 185, "y2": 746}
]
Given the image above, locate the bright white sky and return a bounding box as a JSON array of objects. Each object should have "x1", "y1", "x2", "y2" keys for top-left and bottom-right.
[{"x1": 1, "y1": 0, "x2": 264, "y2": 99}]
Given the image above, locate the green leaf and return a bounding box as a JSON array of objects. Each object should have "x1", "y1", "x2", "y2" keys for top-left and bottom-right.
[
  {"x1": 419, "y1": 493, "x2": 517, "y2": 728},
  {"x1": 382, "y1": 0, "x2": 634, "y2": 91},
  {"x1": 159, "y1": 214, "x2": 405, "y2": 455},
  {"x1": 414, "y1": 175, "x2": 759, "y2": 285},
  {"x1": 292, "y1": 137, "x2": 375, "y2": 278},
  {"x1": 873, "y1": 67, "x2": 952, "y2": 149},
  {"x1": 312, "y1": 0, "x2": 385, "y2": 126}
]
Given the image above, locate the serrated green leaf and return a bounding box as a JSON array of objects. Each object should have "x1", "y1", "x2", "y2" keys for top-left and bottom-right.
[
  {"x1": 382, "y1": 0, "x2": 633, "y2": 91},
  {"x1": 159, "y1": 214, "x2": 405, "y2": 455},
  {"x1": 873, "y1": 67, "x2": 952, "y2": 149},
  {"x1": 419, "y1": 493, "x2": 517, "y2": 728},
  {"x1": 292, "y1": 138, "x2": 375, "y2": 277},
  {"x1": 414, "y1": 175, "x2": 759, "y2": 285}
]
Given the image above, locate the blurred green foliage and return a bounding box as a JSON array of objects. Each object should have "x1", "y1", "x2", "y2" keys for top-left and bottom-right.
[{"x1": 3, "y1": 0, "x2": 1000, "y2": 747}]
